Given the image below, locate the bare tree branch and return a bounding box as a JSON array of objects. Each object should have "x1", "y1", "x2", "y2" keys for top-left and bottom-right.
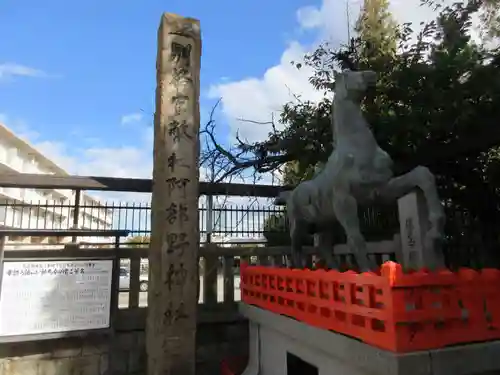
[{"x1": 199, "y1": 99, "x2": 295, "y2": 183}]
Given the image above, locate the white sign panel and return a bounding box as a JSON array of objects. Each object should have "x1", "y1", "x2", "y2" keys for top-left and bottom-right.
[{"x1": 0, "y1": 260, "x2": 113, "y2": 337}]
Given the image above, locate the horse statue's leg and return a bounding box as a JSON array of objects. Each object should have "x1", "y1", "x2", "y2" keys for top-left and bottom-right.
[
  {"x1": 315, "y1": 229, "x2": 338, "y2": 269},
  {"x1": 377, "y1": 166, "x2": 445, "y2": 252},
  {"x1": 332, "y1": 193, "x2": 375, "y2": 272},
  {"x1": 289, "y1": 217, "x2": 306, "y2": 269}
]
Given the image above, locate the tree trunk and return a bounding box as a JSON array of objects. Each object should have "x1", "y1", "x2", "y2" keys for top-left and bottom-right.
[{"x1": 147, "y1": 13, "x2": 201, "y2": 375}]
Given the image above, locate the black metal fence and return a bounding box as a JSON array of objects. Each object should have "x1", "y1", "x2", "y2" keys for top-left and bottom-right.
[
  {"x1": 0, "y1": 196, "x2": 400, "y2": 245},
  {"x1": 1, "y1": 174, "x2": 495, "y2": 269}
]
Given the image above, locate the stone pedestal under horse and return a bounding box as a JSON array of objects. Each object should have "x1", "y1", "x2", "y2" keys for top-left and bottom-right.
[{"x1": 275, "y1": 70, "x2": 445, "y2": 271}]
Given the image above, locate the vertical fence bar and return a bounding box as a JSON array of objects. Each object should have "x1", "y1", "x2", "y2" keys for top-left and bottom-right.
[
  {"x1": 71, "y1": 189, "x2": 81, "y2": 243},
  {"x1": 0, "y1": 235, "x2": 5, "y2": 301},
  {"x1": 44, "y1": 201, "x2": 49, "y2": 229},
  {"x1": 129, "y1": 253, "x2": 141, "y2": 308},
  {"x1": 206, "y1": 194, "x2": 213, "y2": 244},
  {"x1": 223, "y1": 255, "x2": 235, "y2": 304},
  {"x1": 109, "y1": 234, "x2": 122, "y2": 318},
  {"x1": 258, "y1": 255, "x2": 270, "y2": 266},
  {"x1": 203, "y1": 250, "x2": 219, "y2": 307}
]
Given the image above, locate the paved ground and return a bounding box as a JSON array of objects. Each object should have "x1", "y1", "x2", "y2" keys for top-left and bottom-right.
[{"x1": 118, "y1": 275, "x2": 241, "y2": 308}]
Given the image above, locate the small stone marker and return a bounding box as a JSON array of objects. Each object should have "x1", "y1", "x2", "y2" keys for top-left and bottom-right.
[{"x1": 397, "y1": 189, "x2": 445, "y2": 270}]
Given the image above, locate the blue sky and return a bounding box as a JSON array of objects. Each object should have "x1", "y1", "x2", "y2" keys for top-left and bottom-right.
[{"x1": 0, "y1": 0, "x2": 323, "y2": 179}]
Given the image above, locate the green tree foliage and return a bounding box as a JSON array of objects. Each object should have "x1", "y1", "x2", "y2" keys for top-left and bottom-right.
[
  {"x1": 262, "y1": 213, "x2": 288, "y2": 245},
  {"x1": 262, "y1": 211, "x2": 315, "y2": 245},
  {"x1": 423, "y1": 0, "x2": 500, "y2": 44},
  {"x1": 462, "y1": 0, "x2": 500, "y2": 41},
  {"x1": 282, "y1": 161, "x2": 318, "y2": 185},
  {"x1": 355, "y1": 0, "x2": 398, "y2": 60}
]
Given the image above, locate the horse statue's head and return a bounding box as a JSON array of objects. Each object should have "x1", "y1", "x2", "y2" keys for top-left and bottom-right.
[{"x1": 334, "y1": 70, "x2": 377, "y2": 102}]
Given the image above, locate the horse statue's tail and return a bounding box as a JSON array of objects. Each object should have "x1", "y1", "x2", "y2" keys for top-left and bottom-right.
[{"x1": 274, "y1": 190, "x2": 291, "y2": 206}]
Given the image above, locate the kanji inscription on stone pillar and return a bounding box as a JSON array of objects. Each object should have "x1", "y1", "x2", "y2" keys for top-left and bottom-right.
[
  {"x1": 147, "y1": 13, "x2": 201, "y2": 375},
  {"x1": 398, "y1": 190, "x2": 445, "y2": 270}
]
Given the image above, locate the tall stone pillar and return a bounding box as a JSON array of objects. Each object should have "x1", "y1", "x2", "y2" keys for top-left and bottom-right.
[{"x1": 147, "y1": 13, "x2": 201, "y2": 375}]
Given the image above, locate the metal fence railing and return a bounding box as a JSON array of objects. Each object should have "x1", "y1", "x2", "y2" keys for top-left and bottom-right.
[
  {"x1": 0, "y1": 199, "x2": 284, "y2": 241},
  {"x1": 0, "y1": 198, "x2": 400, "y2": 245},
  {"x1": 0, "y1": 174, "x2": 499, "y2": 269}
]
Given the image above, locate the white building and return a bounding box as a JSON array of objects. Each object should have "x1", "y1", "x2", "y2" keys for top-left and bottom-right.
[{"x1": 0, "y1": 123, "x2": 114, "y2": 247}]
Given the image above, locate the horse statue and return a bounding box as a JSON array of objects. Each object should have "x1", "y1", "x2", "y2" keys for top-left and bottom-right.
[{"x1": 275, "y1": 69, "x2": 445, "y2": 271}]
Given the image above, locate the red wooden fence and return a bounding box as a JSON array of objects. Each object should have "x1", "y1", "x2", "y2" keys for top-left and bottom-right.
[{"x1": 240, "y1": 262, "x2": 500, "y2": 353}]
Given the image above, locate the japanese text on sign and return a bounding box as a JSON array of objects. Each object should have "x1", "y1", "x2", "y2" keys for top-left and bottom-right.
[
  {"x1": 167, "y1": 152, "x2": 189, "y2": 173},
  {"x1": 163, "y1": 301, "x2": 189, "y2": 325},
  {"x1": 168, "y1": 120, "x2": 193, "y2": 142},
  {"x1": 165, "y1": 177, "x2": 190, "y2": 196},
  {"x1": 170, "y1": 42, "x2": 192, "y2": 67},
  {"x1": 166, "y1": 233, "x2": 190, "y2": 256},
  {"x1": 165, "y1": 263, "x2": 188, "y2": 290},
  {"x1": 5, "y1": 262, "x2": 95, "y2": 277},
  {"x1": 0, "y1": 260, "x2": 112, "y2": 337},
  {"x1": 166, "y1": 203, "x2": 189, "y2": 224},
  {"x1": 171, "y1": 95, "x2": 189, "y2": 116}
]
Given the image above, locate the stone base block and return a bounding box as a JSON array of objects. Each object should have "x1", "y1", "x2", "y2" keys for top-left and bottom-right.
[{"x1": 239, "y1": 302, "x2": 500, "y2": 375}]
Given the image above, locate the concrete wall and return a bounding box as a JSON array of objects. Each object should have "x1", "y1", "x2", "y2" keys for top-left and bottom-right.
[
  {"x1": 0, "y1": 335, "x2": 109, "y2": 375},
  {"x1": 0, "y1": 321, "x2": 248, "y2": 375},
  {"x1": 256, "y1": 323, "x2": 365, "y2": 375}
]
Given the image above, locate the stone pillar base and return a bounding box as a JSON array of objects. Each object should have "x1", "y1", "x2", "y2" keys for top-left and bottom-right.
[{"x1": 239, "y1": 302, "x2": 500, "y2": 375}]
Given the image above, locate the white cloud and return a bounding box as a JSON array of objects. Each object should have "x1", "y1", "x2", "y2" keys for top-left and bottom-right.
[
  {"x1": 208, "y1": 41, "x2": 325, "y2": 143},
  {"x1": 296, "y1": 6, "x2": 324, "y2": 30},
  {"x1": 121, "y1": 112, "x2": 144, "y2": 125},
  {"x1": 0, "y1": 63, "x2": 54, "y2": 80},
  {"x1": 0, "y1": 113, "x2": 41, "y2": 141},
  {"x1": 35, "y1": 141, "x2": 152, "y2": 179}
]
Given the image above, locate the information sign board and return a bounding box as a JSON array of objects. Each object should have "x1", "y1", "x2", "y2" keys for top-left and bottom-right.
[{"x1": 0, "y1": 260, "x2": 113, "y2": 337}]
